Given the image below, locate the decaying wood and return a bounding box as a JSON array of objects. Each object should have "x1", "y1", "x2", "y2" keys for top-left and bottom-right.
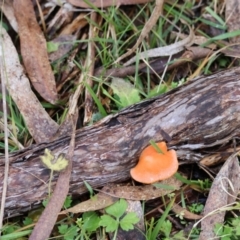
[{"x1": 2, "y1": 67, "x2": 240, "y2": 217}]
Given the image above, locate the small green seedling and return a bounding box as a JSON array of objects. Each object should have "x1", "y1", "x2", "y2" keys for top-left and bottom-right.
[
  {"x1": 110, "y1": 78, "x2": 141, "y2": 109},
  {"x1": 40, "y1": 148, "x2": 69, "y2": 196},
  {"x1": 174, "y1": 172, "x2": 212, "y2": 191},
  {"x1": 47, "y1": 41, "x2": 59, "y2": 53},
  {"x1": 83, "y1": 180, "x2": 95, "y2": 199},
  {"x1": 58, "y1": 224, "x2": 79, "y2": 240},
  {"x1": 214, "y1": 217, "x2": 240, "y2": 239},
  {"x1": 76, "y1": 211, "x2": 101, "y2": 240},
  {"x1": 189, "y1": 203, "x2": 204, "y2": 214},
  {"x1": 99, "y1": 199, "x2": 139, "y2": 240}
]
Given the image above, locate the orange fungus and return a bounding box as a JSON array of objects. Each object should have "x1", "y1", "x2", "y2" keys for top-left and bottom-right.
[{"x1": 130, "y1": 141, "x2": 178, "y2": 184}]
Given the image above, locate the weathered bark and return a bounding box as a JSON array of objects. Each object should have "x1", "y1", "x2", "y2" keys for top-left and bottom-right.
[{"x1": 2, "y1": 67, "x2": 240, "y2": 217}]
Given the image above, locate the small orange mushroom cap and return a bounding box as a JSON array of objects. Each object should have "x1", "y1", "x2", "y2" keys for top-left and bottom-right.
[{"x1": 130, "y1": 141, "x2": 178, "y2": 184}]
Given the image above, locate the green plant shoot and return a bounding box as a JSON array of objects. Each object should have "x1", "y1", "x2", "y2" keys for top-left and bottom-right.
[{"x1": 149, "y1": 140, "x2": 164, "y2": 154}]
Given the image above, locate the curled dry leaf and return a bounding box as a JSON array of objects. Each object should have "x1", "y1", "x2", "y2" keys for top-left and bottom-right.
[
  {"x1": 60, "y1": 192, "x2": 118, "y2": 214},
  {"x1": 13, "y1": 0, "x2": 58, "y2": 104},
  {"x1": 0, "y1": 26, "x2": 58, "y2": 143},
  {"x1": 59, "y1": 13, "x2": 88, "y2": 36},
  {"x1": 199, "y1": 153, "x2": 240, "y2": 240},
  {"x1": 98, "y1": 176, "x2": 182, "y2": 201},
  {"x1": 226, "y1": 0, "x2": 240, "y2": 44},
  {"x1": 0, "y1": 0, "x2": 18, "y2": 32},
  {"x1": 61, "y1": 176, "x2": 182, "y2": 214}
]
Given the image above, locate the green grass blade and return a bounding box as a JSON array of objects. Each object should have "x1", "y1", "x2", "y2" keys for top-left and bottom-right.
[
  {"x1": 1, "y1": 230, "x2": 32, "y2": 240},
  {"x1": 150, "y1": 197, "x2": 175, "y2": 240},
  {"x1": 84, "y1": 83, "x2": 107, "y2": 117}
]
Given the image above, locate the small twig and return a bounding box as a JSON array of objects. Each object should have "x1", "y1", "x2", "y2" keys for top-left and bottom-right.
[
  {"x1": 0, "y1": 27, "x2": 10, "y2": 233},
  {"x1": 83, "y1": 12, "x2": 98, "y2": 125}
]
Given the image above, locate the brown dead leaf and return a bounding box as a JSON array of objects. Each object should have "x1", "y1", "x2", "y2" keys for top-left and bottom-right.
[
  {"x1": 0, "y1": 0, "x2": 18, "y2": 32},
  {"x1": 227, "y1": 153, "x2": 240, "y2": 204},
  {"x1": 60, "y1": 192, "x2": 118, "y2": 214},
  {"x1": 61, "y1": 176, "x2": 182, "y2": 214},
  {"x1": 60, "y1": 13, "x2": 88, "y2": 36},
  {"x1": 226, "y1": 0, "x2": 240, "y2": 44},
  {"x1": 0, "y1": 26, "x2": 58, "y2": 143},
  {"x1": 199, "y1": 153, "x2": 240, "y2": 240},
  {"x1": 13, "y1": 0, "x2": 58, "y2": 104},
  {"x1": 98, "y1": 176, "x2": 182, "y2": 201},
  {"x1": 221, "y1": 46, "x2": 240, "y2": 58}
]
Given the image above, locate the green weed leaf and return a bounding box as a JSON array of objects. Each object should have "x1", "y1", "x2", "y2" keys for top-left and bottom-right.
[
  {"x1": 58, "y1": 224, "x2": 78, "y2": 240},
  {"x1": 23, "y1": 217, "x2": 33, "y2": 226},
  {"x1": 236, "y1": 227, "x2": 240, "y2": 236},
  {"x1": 120, "y1": 212, "x2": 139, "y2": 231},
  {"x1": 111, "y1": 78, "x2": 140, "y2": 109},
  {"x1": 160, "y1": 220, "x2": 172, "y2": 237},
  {"x1": 63, "y1": 196, "x2": 72, "y2": 209},
  {"x1": 47, "y1": 41, "x2": 59, "y2": 53},
  {"x1": 2, "y1": 225, "x2": 19, "y2": 235},
  {"x1": 58, "y1": 224, "x2": 68, "y2": 234},
  {"x1": 82, "y1": 211, "x2": 100, "y2": 232},
  {"x1": 105, "y1": 199, "x2": 127, "y2": 219},
  {"x1": 99, "y1": 215, "x2": 118, "y2": 232},
  {"x1": 0, "y1": 230, "x2": 32, "y2": 240},
  {"x1": 148, "y1": 84, "x2": 168, "y2": 98},
  {"x1": 42, "y1": 199, "x2": 49, "y2": 207}
]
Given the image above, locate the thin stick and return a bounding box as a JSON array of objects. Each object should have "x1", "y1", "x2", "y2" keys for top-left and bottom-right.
[
  {"x1": 0, "y1": 25, "x2": 10, "y2": 233},
  {"x1": 83, "y1": 12, "x2": 98, "y2": 124}
]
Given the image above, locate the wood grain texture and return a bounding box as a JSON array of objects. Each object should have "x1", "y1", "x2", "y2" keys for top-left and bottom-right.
[{"x1": 2, "y1": 67, "x2": 240, "y2": 217}]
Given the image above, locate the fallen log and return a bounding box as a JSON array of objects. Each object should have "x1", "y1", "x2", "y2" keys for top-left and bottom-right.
[{"x1": 2, "y1": 66, "x2": 240, "y2": 217}]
